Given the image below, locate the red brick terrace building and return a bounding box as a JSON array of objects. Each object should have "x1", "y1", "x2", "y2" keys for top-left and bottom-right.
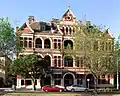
[{"x1": 16, "y1": 8, "x2": 114, "y2": 89}]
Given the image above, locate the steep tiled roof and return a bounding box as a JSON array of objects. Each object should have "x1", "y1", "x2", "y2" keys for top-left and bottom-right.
[
  {"x1": 62, "y1": 8, "x2": 76, "y2": 18},
  {"x1": 29, "y1": 22, "x2": 40, "y2": 31},
  {"x1": 104, "y1": 29, "x2": 114, "y2": 38}
]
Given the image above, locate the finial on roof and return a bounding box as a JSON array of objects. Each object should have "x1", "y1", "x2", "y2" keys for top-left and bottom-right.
[
  {"x1": 68, "y1": 5, "x2": 70, "y2": 10},
  {"x1": 104, "y1": 27, "x2": 110, "y2": 33}
]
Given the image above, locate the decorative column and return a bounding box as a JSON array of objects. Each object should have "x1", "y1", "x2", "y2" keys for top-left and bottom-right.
[
  {"x1": 61, "y1": 78, "x2": 64, "y2": 86},
  {"x1": 68, "y1": 27, "x2": 70, "y2": 35},
  {"x1": 52, "y1": 38, "x2": 54, "y2": 49},
  {"x1": 51, "y1": 76, "x2": 54, "y2": 85},
  {"x1": 50, "y1": 38, "x2": 53, "y2": 49},
  {"x1": 64, "y1": 27, "x2": 66, "y2": 35},
  {"x1": 42, "y1": 39, "x2": 44, "y2": 49},
  {"x1": 36, "y1": 79, "x2": 41, "y2": 89},
  {"x1": 24, "y1": 79, "x2": 26, "y2": 89},
  {"x1": 110, "y1": 74, "x2": 114, "y2": 85},
  {"x1": 74, "y1": 79, "x2": 77, "y2": 85},
  {"x1": 16, "y1": 75, "x2": 22, "y2": 89},
  {"x1": 62, "y1": 57, "x2": 64, "y2": 67},
  {"x1": 73, "y1": 57, "x2": 76, "y2": 67},
  {"x1": 33, "y1": 38, "x2": 35, "y2": 49},
  {"x1": 84, "y1": 75, "x2": 87, "y2": 88},
  {"x1": 60, "y1": 57, "x2": 62, "y2": 67}
]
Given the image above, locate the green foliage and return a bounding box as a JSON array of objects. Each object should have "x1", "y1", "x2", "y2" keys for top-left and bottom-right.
[
  {"x1": 0, "y1": 58, "x2": 5, "y2": 70},
  {"x1": 114, "y1": 34, "x2": 120, "y2": 72},
  {"x1": 71, "y1": 23, "x2": 115, "y2": 75},
  {"x1": 11, "y1": 57, "x2": 27, "y2": 77},
  {"x1": 62, "y1": 22, "x2": 115, "y2": 91},
  {"x1": 71, "y1": 23, "x2": 115, "y2": 91},
  {"x1": 0, "y1": 17, "x2": 15, "y2": 56},
  {"x1": 11, "y1": 54, "x2": 52, "y2": 90},
  {"x1": 14, "y1": 31, "x2": 23, "y2": 58},
  {"x1": 10, "y1": 54, "x2": 50, "y2": 79}
]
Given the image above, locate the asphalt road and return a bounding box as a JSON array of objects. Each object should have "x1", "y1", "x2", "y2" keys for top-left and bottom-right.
[{"x1": 1, "y1": 88, "x2": 120, "y2": 95}]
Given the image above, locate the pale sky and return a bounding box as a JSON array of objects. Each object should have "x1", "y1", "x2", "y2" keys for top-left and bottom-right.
[{"x1": 0, "y1": 0, "x2": 120, "y2": 40}]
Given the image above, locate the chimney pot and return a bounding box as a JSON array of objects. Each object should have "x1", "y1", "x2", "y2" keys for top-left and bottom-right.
[{"x1": 28, "y1": 16, "x2": 35, "y2": 24}]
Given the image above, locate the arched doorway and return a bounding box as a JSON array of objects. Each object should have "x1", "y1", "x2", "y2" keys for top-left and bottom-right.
[
  {"x1": 41, "y1": 75, "x2": 51, "y2": 86},
  {"x1": 86, "y1": 74, "x2": 94, "y2": 89},
  {"x1": 64, "y1": 73, "x2": 74, "y2": 86},
  {"x1": 0, "y1": 77, "x2": 4, "y2": 87}
]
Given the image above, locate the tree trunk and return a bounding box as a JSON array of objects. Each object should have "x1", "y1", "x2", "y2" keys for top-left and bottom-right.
[
  {"x1": 40, "y1": 77, "x2": 42, "y2": 89},
  {"x1": 94, "y1": 76, "x2": 97, "y2": 92},
  {"x1": 90, "y1": 70, "x2": 98, "y2": 93},
  {"x1": 92, "y1": 74, "x2": 98, "y2": 95},
  {"x1": 32, "y1": 79, "x2": 36, "y2": 91}
]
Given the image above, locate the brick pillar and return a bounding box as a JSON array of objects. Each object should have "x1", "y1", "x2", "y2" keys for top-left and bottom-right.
[
  {"x1": 16, "y1": 75, "x2": 22, "y2": 89},
  {"x1": 105, "y1": 74, "x2": 108, "y2": 81},
  {"x1": 42, "y1": 39, "x2": 44, "y2": 48}
]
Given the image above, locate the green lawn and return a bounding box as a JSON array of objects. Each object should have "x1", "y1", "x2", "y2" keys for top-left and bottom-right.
[
  {"x1": 2, "y1": 93, "x2": 80, "y2": 96},
  {"x1": 1, "y1": 93, "x2": 120, "y2": 96}
]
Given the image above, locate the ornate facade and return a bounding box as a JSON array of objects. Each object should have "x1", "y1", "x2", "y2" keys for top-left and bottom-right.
[{"x1": 16, "y1": 8, "x2": 114, "y2": 89}]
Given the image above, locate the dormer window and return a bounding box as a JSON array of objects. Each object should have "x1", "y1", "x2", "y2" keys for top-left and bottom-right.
[{"x1": 40, "y1": 25, "x2": 45, "y2": 31}]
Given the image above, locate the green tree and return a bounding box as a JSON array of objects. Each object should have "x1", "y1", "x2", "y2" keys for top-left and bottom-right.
[
  {"x1": 0, "y1": 17, "x2": 17, "y2": 76},
  {"x1": 14, "y1": 31, "x2": 23, "y2": 58},
  {"x1": 10, "y1": 54, "x2": 51, "y2": 90},
  {"x1": 114, "y1": 35, "x2": 120, "y2": 72},
  {"x1": 63, "y1": 21, "x2": 116, "y2": 92},
  {"x1": 0, "y1": 58, "x2": 5, "y2": 70},
  {"x1": 0, "y1": 18, "x2": 22, "y2": 77},
  {"x1": 0, "y1": 17, "x2": 15, "y2": 56}
]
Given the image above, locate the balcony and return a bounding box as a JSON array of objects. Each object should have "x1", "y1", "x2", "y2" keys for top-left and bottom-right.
[
  {"x1": 51, "y1": 67, "x2": 88, "y2": 73},
  {"x1": 34, "y1": 48, "x2": 54, "y2": 53}
]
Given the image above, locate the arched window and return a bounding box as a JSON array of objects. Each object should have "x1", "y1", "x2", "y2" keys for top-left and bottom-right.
[
  {"x1": 64, "y1": 56, "x2": 73, "y2": 67},
  {"x1": 75, "y1": 57, "x2": 84, "y2": 67},
  {"x1": 108, "y1": 41, "x2": 112, "y2": 51},
  {"x1": 24, "y1": 37, "x2": 27, "y2": 47},
  {"x1": 20, "y1": 37, "x2": 23, "y2": 47},
  {"x1": 73, "y1": 27, "x2": 75, "y2": 33},
  {"x1": 66, "y1": 27, "x2": 68, "y2": 34},
  {"x1": 64, "y1": 40, "x2": 73, "y2": 49},
  {"x1": 29, "y1": 41, "x2": 32, "y2": 48},
  {"x1": 94, "y1": 41, "x2": 98, "y2": 51},
  {"x1": 44, "y1": 39, "x2": 51, "y2": 48},
  {"x1": 54, "y1": 56, "x2": 57, "y2": 67},
  {"x1": 54, "y1": 39, "x2": 61, "y2": 49},
  {"x1": 35, "y1": 38, "x2": 42, "y2": 48},
  {"x1": 53, "y1": 56, "x2": 61, "y2": 67},
  {"x1": 62, "y1": 27, "x2": 65, "y2": 33},
  {"x1": 44, "y1": 55, "x2": 51, "y2": 67},
  {"x1": 69, "y1": 27, "x2": 72, "y2": 35}
]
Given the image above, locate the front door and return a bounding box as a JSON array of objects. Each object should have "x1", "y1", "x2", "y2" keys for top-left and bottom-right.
[
  {"x1": 41, "y1": 76, "x2": 51, "y2": 86},
  {"x1": 64, "y1": 74, "x2": 74, "y2": 86}
]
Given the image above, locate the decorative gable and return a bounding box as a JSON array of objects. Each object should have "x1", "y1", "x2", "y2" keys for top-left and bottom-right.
[
  {"x1": 18, "y1": 23, "x2": 34, "y2": 33},
  {"x1": 104, "y1": 29, "x2": 114, "y2": 39},
  {"x1": 62, "y1": 8, "x2": 76, "y2": 22},
  {"x1": 60, "y1": 7, "x2": 76, "y2": 25}
]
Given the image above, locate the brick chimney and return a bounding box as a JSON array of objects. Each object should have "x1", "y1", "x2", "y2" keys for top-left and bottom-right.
[
  {"x1": 16, "y1": 26, "x2": 19, "y2": 32},
  {"x1": 28, "y1": 16, "x2": 35, "y2": 24}
]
